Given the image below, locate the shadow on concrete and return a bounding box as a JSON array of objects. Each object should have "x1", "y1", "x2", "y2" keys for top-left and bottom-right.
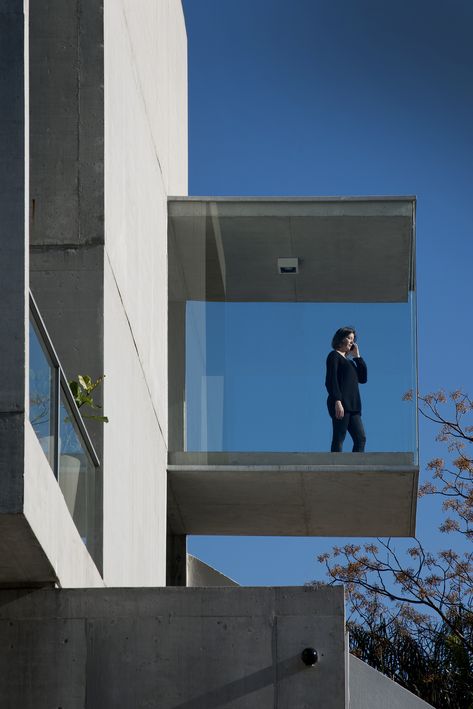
[{"x1": 169, "y1": 654, "x2": 305, "y2": 709}]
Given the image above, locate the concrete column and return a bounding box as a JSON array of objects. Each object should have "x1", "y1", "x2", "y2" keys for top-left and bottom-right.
[
  {"x1": 0, "y1": 0, "x2": 28, "y2": 513},
  {"x1": 166, "y1": 533, "x2": 186, "y2": 586}
]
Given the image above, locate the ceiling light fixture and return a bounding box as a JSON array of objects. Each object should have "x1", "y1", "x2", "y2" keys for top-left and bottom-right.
[{"x1": 277, "y1": 257, "x2": 299, "y2": 274}]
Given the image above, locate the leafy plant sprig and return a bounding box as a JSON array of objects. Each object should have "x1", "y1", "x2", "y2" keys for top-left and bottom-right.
[{"x1": 69, "y1": 375, "x2": 109, "y2": 423}]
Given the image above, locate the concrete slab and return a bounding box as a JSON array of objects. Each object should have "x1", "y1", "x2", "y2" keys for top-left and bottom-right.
[
  {"x1": 168, "y1": 197, "x2": 415, "y2": 303},
  {"x1": 168, "y1": 452, "x2": 418, "y2": 537},
  {"x1": 0, "y1": 514, "x2": 56, "y2": 588},
  {"x1": 0, "y1": 422, "x2": 104, "y2": 588}
]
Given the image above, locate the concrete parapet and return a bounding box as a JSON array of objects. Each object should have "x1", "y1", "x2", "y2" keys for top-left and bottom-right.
[{"x1": 0, "y1": 585, "x2": 346, "y2": 709}]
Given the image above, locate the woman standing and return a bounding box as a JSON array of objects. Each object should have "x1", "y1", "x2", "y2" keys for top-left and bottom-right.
[{"x1": 325, "y1": 326, "x2": 367, "y2": 452}]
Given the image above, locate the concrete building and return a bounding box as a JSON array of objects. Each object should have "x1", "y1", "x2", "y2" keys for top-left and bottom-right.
[{"x1": 0, "y1": 0, "x2": 431, "y2": 706}]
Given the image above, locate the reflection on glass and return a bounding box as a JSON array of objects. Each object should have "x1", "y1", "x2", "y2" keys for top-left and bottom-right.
[
  {"x1": 59, "y1": 391, "x2": 95, "y2": 551},
  {"x1": 29, "y1": 319, "x2": 56, "y2": 467},
  {"x1": 185, "y1": 298, "x2": 417, "y2": 455},
  {"x1": 29, "y1": 305, "x2": 98, "y2": 561}
]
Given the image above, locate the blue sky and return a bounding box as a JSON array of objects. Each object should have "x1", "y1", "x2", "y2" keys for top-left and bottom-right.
[{"x1": 182, "y1": 0, "x2": 473, "y2": 585}]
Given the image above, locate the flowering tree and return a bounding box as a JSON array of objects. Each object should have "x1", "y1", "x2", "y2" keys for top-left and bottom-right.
[{"x1": 315, "y1": 391, "x2": 473, "y2": 706}]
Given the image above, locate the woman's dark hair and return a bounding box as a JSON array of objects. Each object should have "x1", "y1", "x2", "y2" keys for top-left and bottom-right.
[{"x1": 331, "y1": 326, "x2": 356, "y2": 350}]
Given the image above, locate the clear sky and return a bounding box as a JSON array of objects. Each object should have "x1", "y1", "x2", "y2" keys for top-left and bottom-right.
[{"x1": 182, "y1": 0, "x2": 473, "y2": 585}]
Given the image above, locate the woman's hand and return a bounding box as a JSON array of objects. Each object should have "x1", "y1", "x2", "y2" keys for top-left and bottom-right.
[
  {"x1": 350, "y1": 343, "x2": 360, "y2": 358},
  {"x1": 335, "y1": 400, "x2": 344, "y2": 419}
]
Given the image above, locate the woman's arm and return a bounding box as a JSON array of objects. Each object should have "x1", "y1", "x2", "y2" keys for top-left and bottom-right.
[
  {"x1": 349, "y1": 343, "x2": 367, "y2": 384},
  {"x1": 325, "y1": 351, "x2": 343, "y2": 400},
  {"x1": 353, "y1": 357, "x2": 367, "y2": 384}
]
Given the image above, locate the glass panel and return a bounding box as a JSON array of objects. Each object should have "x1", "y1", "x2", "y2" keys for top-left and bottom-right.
[
  {"x1": 59, "y1": 389, "x2": 95, "y2": 552},
  {"x1": 185, "y1": 297, "x2": 417, "y2": 456},
  {"x1": 29, "y1": 318, "x2": 56, "y2": 468}
]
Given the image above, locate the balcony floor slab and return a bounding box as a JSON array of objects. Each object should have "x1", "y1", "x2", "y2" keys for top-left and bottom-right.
[{"x1": 167, "y1": 452, "x2": 418, "y2": 537}]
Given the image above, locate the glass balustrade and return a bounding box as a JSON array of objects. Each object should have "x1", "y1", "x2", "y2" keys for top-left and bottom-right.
[
  {"x1": 58, "y1": 390, "x2": 96, "y2": 547},
  {"x1": 29, "y1": 294, "x2": 99, "y2": 557},
  {"x1": 29, "y1": 317, "x2": 56, "y2": 467},
  {"x1": 184, "y1": 298, "x2": 417, "y2": 457}
]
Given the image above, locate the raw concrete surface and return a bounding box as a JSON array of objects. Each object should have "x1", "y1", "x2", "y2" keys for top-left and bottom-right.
[
  {"x1": 0, "y1": 423, "x2": 105, "y2": 588},
  {"x1": 29, "y1": 245, "x2": 104, "y2": 570},
  {"x1": 168, "y1": 452, "x2": 418, "y2": 537},
  {"x1": 0, "y1": 585, "x2": 346, "y2": 709},
  {"x1": 23, "y1": 423, "x2": 104, "y2": 588},
  {"x1": 103, "y1": 259, "x2": 167, "y2": 587},
  {"x1": 0, "y1": 414, "x2": 24, "y2": 514},
  {"x1": 29, "y1": 0, "x2": 105, "y2": 407},
  {"x1": 168, "y1": 198, "x2": 415, "y2": 303},
  {"x1": 103, "y1": 0, "x2": 187, "y2": 584},
  {"x1": 105, "y1": 0, "x2": 187, "y2": 441},
  {"x1": 349, "y1": 655, "x2": 434, "y2": 708},
  {"x1": 28, "y1": 0, "x2": 105, "y2": 572},
  {"x1": 187, "y1": 554, "x2": 239, "y2": 587},
  {"x1": 0, "y1": 1, "x2": 27, "y2": 517},
  {"x1": 29, "y1": 0, "x2": 104, "y2": 247},
  {"x1": 0, "y1": 514, "x2": 56, "y2": 587}
]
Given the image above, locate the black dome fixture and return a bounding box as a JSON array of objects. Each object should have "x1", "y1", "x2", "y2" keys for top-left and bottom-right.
[{"x1": 300, "y1": 647, "x2": 318, "y2": 666}]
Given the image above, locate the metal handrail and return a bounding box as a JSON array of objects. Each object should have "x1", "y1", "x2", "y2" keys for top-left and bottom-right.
[{"x1": 29, "y1": 290, "x2": 100, "y2": 469}]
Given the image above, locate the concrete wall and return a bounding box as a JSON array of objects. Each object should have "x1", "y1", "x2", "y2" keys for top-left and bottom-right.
[
  {"x1": 103, "y1": 0, "x2": 187, "y2": 585},
  {"x1": 0, "y1": 0, "x2": 27, "y2": 514},
  {"x1": 28, "y1": 0, "x2": 105, "y2": 573},
  {"x1": 0, "y1": 425, "x2": 104, "y2": 588},
  {"x1": 349, "y1": 655, "x2": 434, "y2": 709},
  {"x1": 0, "y1": 2, "x2": 105, "y2": 588},
  {"x1": 29, "y1": 0, "x2": 104, "y2": 416},
  {"x1": 23, "y1": 424, "x2": 104, "y2": 587},
  {"x1": 187, "y1": 554, "x2": 239, "y2": 587},
  {"x1": 0, "y1": 585, "x2": 346, "y2": 709},
  {"x1": 25, "y1": 0, "x2": 187, "y2": 586}
]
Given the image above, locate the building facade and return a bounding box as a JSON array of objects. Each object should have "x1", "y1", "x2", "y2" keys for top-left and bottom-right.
[{"x1": 0, "y1": 1, "x2": 431, "y2": 706}]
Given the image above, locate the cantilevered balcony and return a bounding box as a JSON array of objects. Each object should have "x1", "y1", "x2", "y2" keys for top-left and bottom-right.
[{"x1": 167, "y1": 197, "x2": 418, "y2": 537}]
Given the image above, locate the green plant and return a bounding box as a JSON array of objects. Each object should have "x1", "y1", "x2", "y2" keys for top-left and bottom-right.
[{"x1": 69, "y1": 375, "x2": 109, "y2": 423}]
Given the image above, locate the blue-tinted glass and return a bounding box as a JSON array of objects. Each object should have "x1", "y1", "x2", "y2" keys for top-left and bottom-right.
[
  {"x1": 185, "y1": 298, "x2": 417, "y2": 455},
  {"x1": 59, "y1": 392, "x2": 95, "y2": 552},
  {"x1": 29, "y1": 319, "x2": 55, "y2": 467}
]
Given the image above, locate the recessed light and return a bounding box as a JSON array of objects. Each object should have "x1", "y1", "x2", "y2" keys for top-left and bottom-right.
[{"x1": 277, "y1": 257, "x2": 299, "y2": 274}]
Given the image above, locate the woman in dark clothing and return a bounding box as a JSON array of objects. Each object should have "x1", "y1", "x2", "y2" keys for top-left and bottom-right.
[{"x1": 325, "y1": 326, "x2": 367, "y2": 452}]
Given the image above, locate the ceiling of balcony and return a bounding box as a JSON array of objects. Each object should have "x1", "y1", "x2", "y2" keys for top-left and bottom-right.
[{"x1": 168, "y1": 197, "x2": 415, "y2": 303}]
